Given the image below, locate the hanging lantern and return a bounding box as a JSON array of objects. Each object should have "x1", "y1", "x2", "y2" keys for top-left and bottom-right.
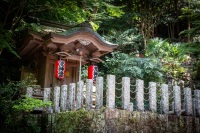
[
  {"x1": 55, "y1": 60, "x2": 66, "y2": 79},
  {"x1": 88, "y1": 65, "x2": 98, "y2": 80}
]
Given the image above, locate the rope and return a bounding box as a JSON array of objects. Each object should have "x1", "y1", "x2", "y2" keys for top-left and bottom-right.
[
  {"x1": 115, "y1": 87, "x2": 122, "y2": 91},
  {"x1": 130, "y1": 89, "x2": 137, "y2": 93},
  {"x1": 116, "y1": 81, "x2": 122, "y2": 84},
  {"x1": 115, "y1": 95, "x2": 122, "y2": 98}
]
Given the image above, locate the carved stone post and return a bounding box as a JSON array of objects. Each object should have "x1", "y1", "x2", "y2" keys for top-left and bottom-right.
[
  {"x1": 195, "y1": 118, "x2": 200, "y2": 133},
  {"x1": 194, "y1": 89, "x2": 200, "y2": 116},
  {"x1": 69, "y1": 83, "x2": 76, "y2": 110},
  {"x1": 122, "y1": 77, "x2": 130, "y2": 110},
  {"x1": 173, "y1": 86, "x2": 181, "y2": 115},
  {"x1": 136, "y1": 79, "x2": 144, "y2": 111},
  {"x1": 184, "y1": 87, "x2": 193, "y2": 115},
  {"x1": 43, "y1": 88, "x2": 52, "y2": 113},
  {"x1": 96, "y1": 77, "x2": 104, "y2": 109},
  {"x1": 149, "y1": 82, "x2": 157, "y2": 112},
  {"x1": 106, "y1": 75, "x2": 115, "y2": 109},
  {"x1": 77, "y1": 81, "x2": 84, "y2": 109},
  {"x1": 26, "y1": 87, "x2": 33, "y2": 97},
  {"x1": 161, "y1": 84, "x2": 169, "y2": 114},
  {"x1": 43, "y1": 88, "x2": 51, "y2": 101},
  {"x1": 60, "y1": 85, "x2": 68, "y2": 111},
  {"x1": 86, "y1": 79, "x2": 93, "y2": 110},
  {"x1": 129, "y1": 103, "x2": 133, "y2": 111},
  {"x1": 54, "y1": 86, "x2": 60, "y2": 113}
]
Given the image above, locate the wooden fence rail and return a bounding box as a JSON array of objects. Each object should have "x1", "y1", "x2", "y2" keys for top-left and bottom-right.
[{"x1": 26, "y1": 75, "x2": 200, "y2": 116}]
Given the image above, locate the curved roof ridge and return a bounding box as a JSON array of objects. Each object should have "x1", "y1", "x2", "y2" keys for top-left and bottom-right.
[{"x1": 58, "y1": 27, "x2": 118, "y2": 48}]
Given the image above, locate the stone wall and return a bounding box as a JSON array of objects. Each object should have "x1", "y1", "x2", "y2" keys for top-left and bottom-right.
[{"x1": 51, "y1": 108, "x2": 200, "y2": 133}]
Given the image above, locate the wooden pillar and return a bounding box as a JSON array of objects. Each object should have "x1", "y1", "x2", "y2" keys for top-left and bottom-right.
[
  {"x1": 184, "y1": 87, "x2": 193, "y2": 115},
  {"x1": 122, "y1": 77, "x2": 130, "y2": 110},
  {"x1": 106, "y1": 75, "x2": 115, "y2": 109},
  {"x1": 173, "y1": 85, "x2": 181, "y2": 115},
  {"x1": 54, "y1": 86, "x2": 60, "y2": 113},
  {"x1": 136, "y1": 79, "x2": 144, "y2": 111},
  {"x1": 68, "y1": 83, "x2": 76, "y2": 110},
  {"x1": 26, "y1": 87, "x2": 33, "y2": 97},
  {"x1": 77, "y1": 81, "x2": 84, "y2": 109},
  {"x1": 149, "y1": 82, "x2": 157, "y2": 112},
  {"x1": 96, "y1": 77, "x2": 104, "y2": 109},
  {"x1": 86, "y1": 79, "x2": 93, "y2": 110},
  {"x1": 161, "y1": 84, "x2": 169, "y2": 114},
  {"x1": 60, "y1": 85, "x2": 68, "y2": 111}
]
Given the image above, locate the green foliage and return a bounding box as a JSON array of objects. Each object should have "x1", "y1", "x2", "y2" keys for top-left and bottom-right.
[
  {"x1": 0, "y1": 28, "x2": 19, "y2": 57},
  {"x1": 103, "y1": 28, "x2": 143, "y2": 53},
  {"x1": 103, "y1": 51, "x2": 163, "y2": 82},
  {"x1": 13, "y1": 96, "x2": 52, "y2": 112},
  {"x1": 145, "y1": 38, "x2": 188, "y2": 79},
  {"x1": 53, "y1": 109, "x2": 93, "y2": 133}
]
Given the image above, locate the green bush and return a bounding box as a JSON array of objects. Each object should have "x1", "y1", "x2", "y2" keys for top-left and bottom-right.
[{"x1": 53, "y1": 109, "x2": 93, "y2": 133}]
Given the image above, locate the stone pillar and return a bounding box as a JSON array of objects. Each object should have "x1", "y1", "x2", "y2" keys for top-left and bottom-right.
[
  {"x1": 96, "y1": 77, "x2": 104, "y2": 109},
  {"x1": 129, "y1": 103, "x2": 133, "y2": 111},
  {"x1": 26, "y1": 87, "x2": 33, "y2": 97},
  {"x1": 54, "y1": 86, "x2": 60, "y2": 113},
  {"x1": 86, "y1": 79, "x2": 93, "y2": 110},
  {"x1": 69, "y1": 83, "x2": 76, "y2": 110},
  {"x1": 194, "y1": 89, "x2": 200, "y2": 116},
  {"x1": 161, "y1": 84, "x2": 169, "y2": 114},
  {"x1": 195, "y1": 118, "x2": 200, "y2": 133},
  {"x1": 106, "y1": 75, "x2": 115, "y2": 109},
  {"x1": 77, "y1": 81, "x2": 84, "y2": 109},
  {"x1": 136, "y1": 79, "x2": 144, "y2": 111},
  {"x1": 184, "y1": 87, "x2": 193, "y2": 115},
  {"x1": 149, "y1": 82, "x2": 157, "y2": 112},
  {"x1": 122, "y1": 77, "x2": 130, "y2": 110},
  {"x1": 173, "y1": 86, "x2": 181, "y2": 115},
  {"x1": 43, "y1": 88, "x2": 52, "y2": 113},
  {"x1": 43, "y1": 88, "x2": 51, "y2": 101},
  {"x1": 60, "y1": 85, "x2": 68, "y2": 111}
]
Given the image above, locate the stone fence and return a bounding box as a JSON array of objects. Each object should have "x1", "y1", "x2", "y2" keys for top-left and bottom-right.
[{"x1": 26, "y1": 75, "x2": 200, "y2": 116}]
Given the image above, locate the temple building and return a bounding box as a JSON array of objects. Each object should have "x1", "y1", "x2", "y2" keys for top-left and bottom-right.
[{"x1": 19, "y1": 23, "x2": 117, "y2": 88}]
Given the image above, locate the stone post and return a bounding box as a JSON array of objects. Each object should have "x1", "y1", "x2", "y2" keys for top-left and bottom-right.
[
  {"x1": 69, "y1": 83, "x2": 76, "y2": 110},
  {"x1": 96, "y1": 77, "x2": 104, "y2": 109},
  {"x1": 43, "y1": 88, "x2": 51, "y2": 101},
  {"x1": 194, "y1": 89, "x2": 200, "y2": 116},
  {"x1": 136, "y1": 79, "x2": 144, "y2": 111},
  {"x1": 149, "y1": 82, "x2": 157, "y2": 112},
  {"x1": 60, "y1": 85, "x2": 68, "y2": 111},
  {"x1": 195, "y1": 118, "x2": 200, "y2": 133},
  {"x1": 26, "y1": 87, "x2": 33, "y2": 97},
  {"x1": 86, "y1": 79, "x2": 93, "y2": 110},
  {"x1": 173, "y1": 86, "x2": 181, "y2": 115},
  {"x1": 161, "y1": 84, "x2": 169, "y2": 114},
  {"x1": 122, "y1": 77, "x2": 130, "y2": 110},
  {"x1": 77, "y1": 81, "x2": 84, "y2": 109},
  {"x1": 54, "y1": 86, "x2": 60, "y2": 113},
  {"x1": 43, "y1": 88, "x2": 52, "y2": 113},
  {"x1": 129, "y1": 103, "x2": 133, "y2": 111},
  {"x1": 184, "y1": 87, "x2": 193, "y2": 115},
  {"x1": 106, "y1": 75, "x2": 115, "y2": 109}
]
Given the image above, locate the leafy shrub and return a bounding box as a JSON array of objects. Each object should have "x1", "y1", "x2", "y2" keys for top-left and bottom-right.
[
  {"x1": 13, "y1": 96, "x2": 52, "y2": 112},
  {"x1": 53, "y1": 109, "x2": 93, "y2": 133},
  {"x1": 103, "y1": 51, "x2": 163, "y2": 82}
]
